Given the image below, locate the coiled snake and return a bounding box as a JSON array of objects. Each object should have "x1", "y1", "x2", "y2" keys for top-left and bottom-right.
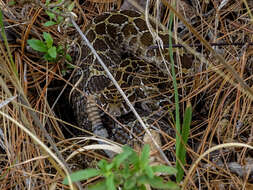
[{"x1": 71, "y1": 10, "x2": 192, "y2": 146}]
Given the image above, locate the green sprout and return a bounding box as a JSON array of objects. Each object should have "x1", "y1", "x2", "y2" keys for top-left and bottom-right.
[
  {"x1": 63, "y1": 145, "x2": 179, "y2": 190},
  {"x1": 27, "y1": 32, "x2": 72, "y2": 63}
]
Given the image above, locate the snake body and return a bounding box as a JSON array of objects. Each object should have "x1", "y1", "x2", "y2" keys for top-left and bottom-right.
[{"x1": 71, "y1": 10, "x2": 189, "y2": 143}]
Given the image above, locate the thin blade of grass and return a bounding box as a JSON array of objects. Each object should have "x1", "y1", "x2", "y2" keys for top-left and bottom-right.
[
  {"x1": 176, "y1": 102, "x2": 192, "y2": 182},
  {"x1": 0, "y1": 10, "x2": 17, "y2": 76},
  {"x1": 167, "y1": 1, "x2": 182, "y2": 183}
]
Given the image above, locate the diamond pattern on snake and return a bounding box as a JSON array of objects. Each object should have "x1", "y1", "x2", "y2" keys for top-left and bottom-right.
[{"x1": 71, "y1": 10, "x2": 191, "y2": 144}]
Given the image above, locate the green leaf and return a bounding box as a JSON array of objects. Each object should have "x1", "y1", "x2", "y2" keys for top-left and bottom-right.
[
  {"x1": 98, "y1": 160, "x2": 109, "y2": 173},
  {"x1": 44, "y1": 21, "x2": 56, "y2": 27},
  {"x1": 65, "y1": 54, "x2": 72, "y2": 62},
  {"x1": 66, "y1": 63, "x2": 75, "y2": 69},
  {"x1": 43, "y1": 54, "x2": 52, "y2": 61},
  {"x1": 182, "y1": 103, "x2": 192, "y2": 143},
  {"x1": 136, "y1": 175, "x2": 149, "y2": 185},
  {"x1": 56, "y1": 45, "x2": 63, "y2": 53},
  {"x1": 27, "y1": 39, "x2": 48, "y2": 52},
  {"x1": 138, "y1": 185, "x2": 147, "y2": 190},
  {"x1": 52, "y1": 7, "x2": 61, "y2": 15},
  {"x1": 63, "y1": 169, "x2": 101, "y2": 185},
  {"x1": 45, "y1": 0, "x2": 51, "y2": 6},
  {"x1": 127, "y1": 183, "x2": 146, "y2": 190},
  {"x1": 45, "y1": 10, "x2": 56, "y2": 20},
  {"x1": 43, "y1": 32, "x2": 53, "y2": 48},
  {"x1": 48, "y1": 46, "x2": 57, "y2": 59},
  {"x1": 8, "y1": 0, "x2": 16, "y2": 6},
  {"x1": 68, "y1": 2, "x2": 75, "y2": 11},
  {"x1": 151, "y1": 165, "x2": 177, "y2": 175},
  {"x1": 128, "y1": 149, "x2": 139, "y2": 166},
  {"x1": 106, "y1": 174, "x2": 116, "y2": 190},
  {"x1": 176, "y1": 103, "x2": 192, "y2": 182},
  {"x1": 144, "y1": 165, "x2": 154, "y2": 178},
  {"x1": 113, "y1": 146, "x2": 133, "y2": 169},
  {"x1": 88, "y1": 180, "x2": 107, "y2": 190},
  {"x1": 57, "y1": 15, "x2": 64, "y2": 23},
  {"x1": 137, "y1": 175, "x2": 179, "y2": 189},
  {"x1": 121, "y1": 165, "x2": 131, "y2": 179},
  {"x1": 149, "y1": 176, "x2": 179, "y2": 189},
  {"x1": 105, "y1": 162, "x2": 114, "y2": 172},
  {"x1": 61, "y1": 69, "x2": 66, "y2": 76},
  {"x1": 123, "y1": 177, "x2": 136, "y2": 189},
  {"x1": 140, "y1": 145, "x2": 150, "y2": 167}
]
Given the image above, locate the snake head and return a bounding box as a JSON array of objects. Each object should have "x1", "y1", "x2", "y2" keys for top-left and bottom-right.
[
  {"x1": 105, "y1": 101, "x2": 132, "y2": 117},
  {"x1": 107, "y1": 103, "x2": 123, "y2": 117}
]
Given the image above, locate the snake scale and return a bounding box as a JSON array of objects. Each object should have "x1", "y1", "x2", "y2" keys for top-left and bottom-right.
[{"x1": 71, "y1": 10, "x2": 191, "y2": 145}]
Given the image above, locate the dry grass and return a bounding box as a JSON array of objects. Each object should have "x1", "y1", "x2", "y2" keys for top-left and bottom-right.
[{"x1": 0, "y1": 0, "x2": 253, "y2": 189}]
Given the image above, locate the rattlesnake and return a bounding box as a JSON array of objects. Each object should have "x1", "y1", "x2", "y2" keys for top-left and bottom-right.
[{"x1": 71, "y1": 10, "x2": 192, "y2": 145}]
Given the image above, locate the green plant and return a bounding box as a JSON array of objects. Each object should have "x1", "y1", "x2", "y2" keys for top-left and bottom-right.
[
  {"x1": 175, "y1": 103, "x2": 192, "y2": 182},
  {"x1": 63, "y1": 145, "x2": 179, "y2": 190},
  {"x1": 167, "y1": 3, "x2": 192, "y2": 183},
  {"x1": 44, "y1": 0, "x2": 75, "y2": 27},
  {"x1": 27, "y1": 32, "x2": 72, "y2": 63}
]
